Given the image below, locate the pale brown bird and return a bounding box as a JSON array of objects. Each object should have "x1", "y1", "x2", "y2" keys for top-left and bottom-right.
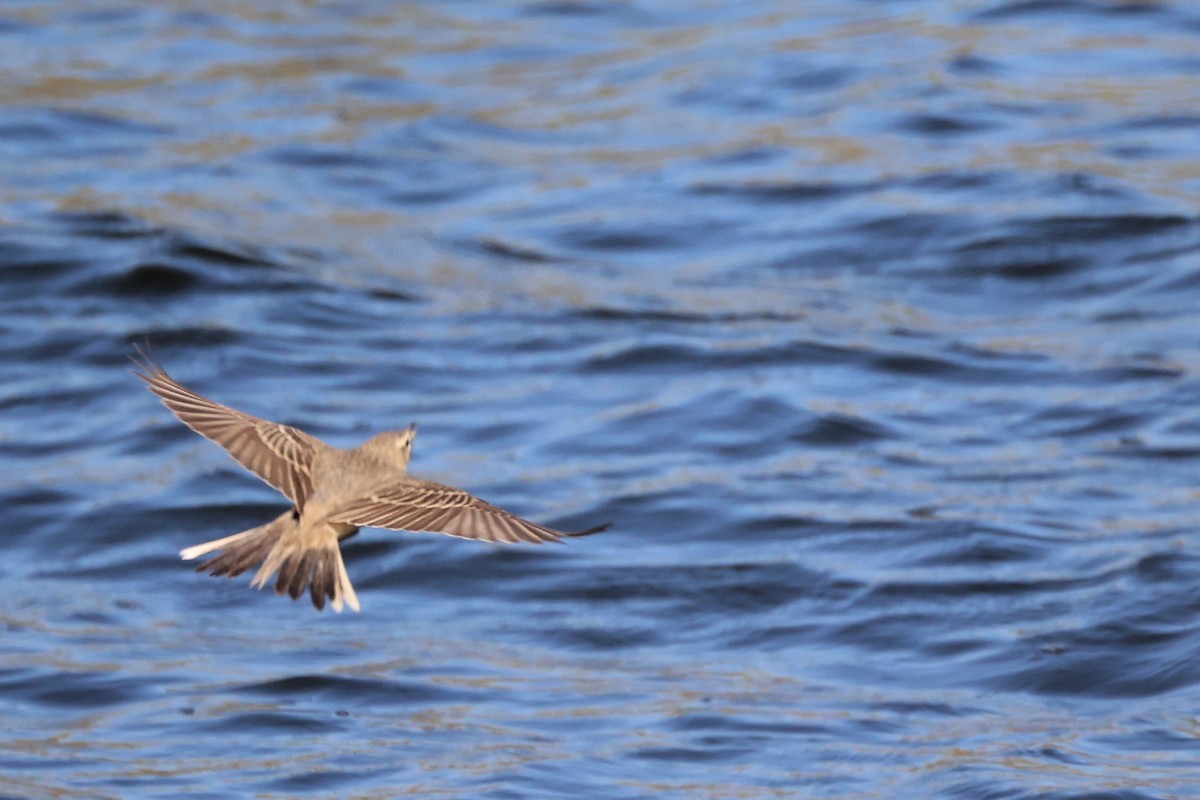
[{"x1": 132, "y1": 350, "x2": 609, "y2": 612}]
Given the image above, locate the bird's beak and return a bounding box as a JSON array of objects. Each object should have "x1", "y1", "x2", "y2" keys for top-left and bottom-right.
[{"x1": 409, "y1": 422, "x2": 418, "y2": 434}]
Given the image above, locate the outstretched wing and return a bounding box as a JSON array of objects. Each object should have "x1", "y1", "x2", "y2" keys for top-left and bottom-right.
[
  {"x1": 132, "y1": 350, "x2": 324, "y2": 511},
  {"x1": 327, "y1": 477, "x2": 610, "y2": 544}
]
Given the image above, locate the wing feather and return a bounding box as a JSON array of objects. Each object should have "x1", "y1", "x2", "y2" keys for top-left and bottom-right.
[
  {"x1": 327, "y1": 477, "x2": 609, "y2": 544},
  {"x1": 132, "y1": 350, "x2": 323, "y2": 510}
]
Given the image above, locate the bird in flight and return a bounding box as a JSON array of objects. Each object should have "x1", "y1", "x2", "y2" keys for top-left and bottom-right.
[{"x1": 132, "y1": 350, "x2": 608, "y2": 613}]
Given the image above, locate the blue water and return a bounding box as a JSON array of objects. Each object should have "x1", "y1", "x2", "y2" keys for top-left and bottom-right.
[{"x1": 3, "y1": 1, "x2": 1200, "y2": 798}]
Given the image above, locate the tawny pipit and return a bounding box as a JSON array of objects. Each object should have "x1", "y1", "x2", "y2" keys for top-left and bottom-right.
[{"x1": 133, "y1": 352, "x2": 608, "y2": 612}]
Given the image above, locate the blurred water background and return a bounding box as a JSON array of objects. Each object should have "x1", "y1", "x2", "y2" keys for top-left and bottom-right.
[{"x1": 3, "y1": 1, "x2": 1200, "y2": 798}]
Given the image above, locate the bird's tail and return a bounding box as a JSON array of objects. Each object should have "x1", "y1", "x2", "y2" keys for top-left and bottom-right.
[{"x1": 180, "y1": 511, "x2": 361, "y2": 613}]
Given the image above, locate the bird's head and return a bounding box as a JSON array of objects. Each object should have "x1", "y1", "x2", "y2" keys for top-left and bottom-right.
[{"x1": 363, "y1": 423, "x2": 417, "y2": 470}]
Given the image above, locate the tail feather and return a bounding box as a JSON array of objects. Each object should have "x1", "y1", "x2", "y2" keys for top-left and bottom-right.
[
  {"x1": 180, "y1": 529, "x2": 264, "y2": 562},
  {"x1": 184, "y1": 516, "x2": 286, "y2": 579},
  {"x1": 280, "y1": 551, "x2": 314, "y2": 601},
  {"x1": 334, "y1": 551, "x2": 360, "y2": 613},
  {"x1": 310, "y1": 551, "x2": 330, "y2": 611},
  {"x1": 180, "y1": 512, "x2": 361, "y2": 612}
]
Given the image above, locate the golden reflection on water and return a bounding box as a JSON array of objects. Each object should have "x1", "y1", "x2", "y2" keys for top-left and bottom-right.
[{"x1": 1, "y1": 1, "x2": 1197, "y2": 267}]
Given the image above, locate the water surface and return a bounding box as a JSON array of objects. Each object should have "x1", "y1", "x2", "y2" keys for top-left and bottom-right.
[{"x1": 2, "y1": 1, "x2": 1200, "y2": 798}]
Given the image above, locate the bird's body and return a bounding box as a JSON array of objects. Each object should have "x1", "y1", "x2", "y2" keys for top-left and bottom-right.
[{"x1": 133, "y1": 352, "x2": 607, "y2": 612}]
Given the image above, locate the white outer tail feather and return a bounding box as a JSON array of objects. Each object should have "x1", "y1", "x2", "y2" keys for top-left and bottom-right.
[{"x1": 180, "y1": 530, "x2": 255, "y2": 562}]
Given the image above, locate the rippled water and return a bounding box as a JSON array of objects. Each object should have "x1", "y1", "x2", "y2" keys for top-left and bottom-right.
[{"x1": 3, "y1": 2, "x2": 1200, "y2": 798}]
